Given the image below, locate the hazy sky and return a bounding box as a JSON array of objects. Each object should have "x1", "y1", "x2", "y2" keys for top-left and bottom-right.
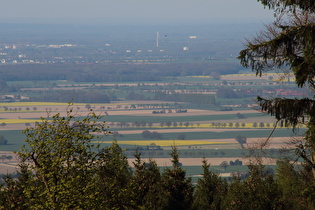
[{"x1": 0, "y1": 0, "x2": 274, "y2": 24}]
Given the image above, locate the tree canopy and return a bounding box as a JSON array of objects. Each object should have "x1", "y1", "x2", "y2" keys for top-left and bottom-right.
[{"x1": 238, "y1": 0, "x2": 315, "y2": 177}]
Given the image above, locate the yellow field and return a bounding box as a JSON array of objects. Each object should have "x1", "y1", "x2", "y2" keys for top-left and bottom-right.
[
  {"x1": 94, "y1": 140, "x2": 232, "y2": 146},
  {"x1": 0, "y1": 119, "x2": 38, "y2": 124}
]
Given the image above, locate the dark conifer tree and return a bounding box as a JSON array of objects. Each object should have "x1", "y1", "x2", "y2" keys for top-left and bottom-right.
[
  {"x1": 161, "y1": 146, "x2": 194, "y2": 210},
  {"x1": 95, "y1": 141, "x2": 134, "y2": 209},
  {"x1": 223, "y1": 164, "x2": 281, "y2": 209},
  {"x1": 132, "y1": 150, "x2": 166, "y2": 209},
  {"x1": 276, "y1": 159, "x2": 309, "y2": 209},
  {"x1": 192, "y1": 159, "x2": 227, "y2": 210}
]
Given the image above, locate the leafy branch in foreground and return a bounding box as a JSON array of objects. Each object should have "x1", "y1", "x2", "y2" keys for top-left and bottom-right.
[{"x1": 14, "y1": 107, "x2": 111, "y2": 209}]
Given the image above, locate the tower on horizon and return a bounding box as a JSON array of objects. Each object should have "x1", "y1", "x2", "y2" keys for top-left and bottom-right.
[{"x1": 156, "y1": 31, "x2": 159, "y2": 48}]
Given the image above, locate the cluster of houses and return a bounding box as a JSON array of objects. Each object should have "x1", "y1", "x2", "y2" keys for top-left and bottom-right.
[{"x1": 0, "y1": 95, "x2": 29, "y2": 102}]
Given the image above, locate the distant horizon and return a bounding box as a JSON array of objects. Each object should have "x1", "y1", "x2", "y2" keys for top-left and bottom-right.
[{"x1": 0, "y1": 17, "x2": 273, "y2": 26}]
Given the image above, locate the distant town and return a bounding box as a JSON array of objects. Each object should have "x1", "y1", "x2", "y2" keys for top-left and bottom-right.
[{"x1": 0, "y1": 23, "x2": 259, "y2": 64}]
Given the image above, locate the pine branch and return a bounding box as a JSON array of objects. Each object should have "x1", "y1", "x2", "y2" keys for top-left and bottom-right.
[
  {"x1": 257, "y1": 0, "x2": 315, "y2": 12},
  {"x1": 239, "y1": 23, "x2": 315, "y2": 87},
  {"x1": 257, "y1": 96, "x2": 315, "y2": 128}
]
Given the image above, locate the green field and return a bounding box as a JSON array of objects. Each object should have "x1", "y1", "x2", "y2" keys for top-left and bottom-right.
[{"x1": 0, "y1": 130, "x2": 26, "y2": 151}]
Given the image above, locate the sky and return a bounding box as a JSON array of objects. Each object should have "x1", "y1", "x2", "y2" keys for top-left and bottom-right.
[{"x1": 0, "y1": 0, "x2": 274, "y2": 24}]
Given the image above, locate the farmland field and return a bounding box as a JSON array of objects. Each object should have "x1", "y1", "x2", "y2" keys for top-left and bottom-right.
[
  {"x1": 0, "y1": 71, "x2": 305, "y2": 177},
  {"x1": 0, "y1": 100, "x2": 301, "y2": 174}
]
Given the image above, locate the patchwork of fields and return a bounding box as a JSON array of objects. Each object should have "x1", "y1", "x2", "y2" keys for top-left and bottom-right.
[
  {"x1": 0, "y1": 72, "x2": 306, "y2": 176},
  {"x1": 0, "y1": 100, "x2": 302, "y2": 175}
]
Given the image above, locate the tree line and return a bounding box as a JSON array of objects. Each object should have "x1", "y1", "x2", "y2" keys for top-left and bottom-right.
[
  {"x1": 0, "y1": 62, "x2": 241, "y2": 82},
  {"x1": 30, "y1": 89, "x2": 113, "y2": 103}
]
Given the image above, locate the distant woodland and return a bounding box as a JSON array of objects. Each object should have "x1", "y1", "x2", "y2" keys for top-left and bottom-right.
[{"x1": 0, "y1": 62, "x2": 241, "y2": 82}]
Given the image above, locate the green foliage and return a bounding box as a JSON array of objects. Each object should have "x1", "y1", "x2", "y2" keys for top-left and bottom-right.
[
  {"x1": 235, "y1": 135, "x2": 247, "y2": 145},
  {"x1": 216, "y1": 88, "x2": 240, "y2": 98},
  {"x1": 276, "y1": 159, "x2": 309, "y2": 209},
  {"x1": 161, "y1": 146, "x2": 194, "y2": 210},
  {"x1": 14, "y1": 106, "x2": 110, "y2": 209},
  {"x1": 131, "y1": 150, "x2": 166, "y2": 209},
  {"x1": 239, "y1": 0, "x2": 315, "y2": 177},
  {"x1": 230, "y1": 159, "x2": 243, "y2": 166},
  {"x1": 258, "y1": 96, "x2": 315, "y2": 128},
  {"x1": 220, "y1": 161, "x2": 229, "y2": 171},
  {"x1": 141, "y1": 130, "x2": 163, "y2": 139},
  {"x1": 223, "y1": 165, "x2": 282, "y2": 209},
  {"x1": 193, "y1": 159, "x2": 227, "y2": 210},
  {"x1": 237, "y1": 0, "x2": 315, "y2": 195},
  {"x1": 257, "y1": 0, "x2": 315, "y2": 12},
  {"x1": 94, "y1": 141, "x2": 134, "y2": 209},
  {"x1": 0, "y1": 164, "x2": 34, "y2": 209}
]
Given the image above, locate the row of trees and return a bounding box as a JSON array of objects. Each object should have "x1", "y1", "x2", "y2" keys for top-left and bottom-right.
[
  {"x1": 210, "y1": 122, "x2": 272, "y2": 128},
  {"x1": 3, "y1": 106, "x2": 37, "y2": 112},
  {"x1": 0, "y1": 111, "x2": 313, "y2": 209},
  {"x1": 86, "y1": 120, "x2": 276, "y2": 130},
  {"x1": 110, "y1": 121, "x2": 199, "y2": 128},
  {"x1": 110, "y1": 120, "x2": 274, "y2": 129}
]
